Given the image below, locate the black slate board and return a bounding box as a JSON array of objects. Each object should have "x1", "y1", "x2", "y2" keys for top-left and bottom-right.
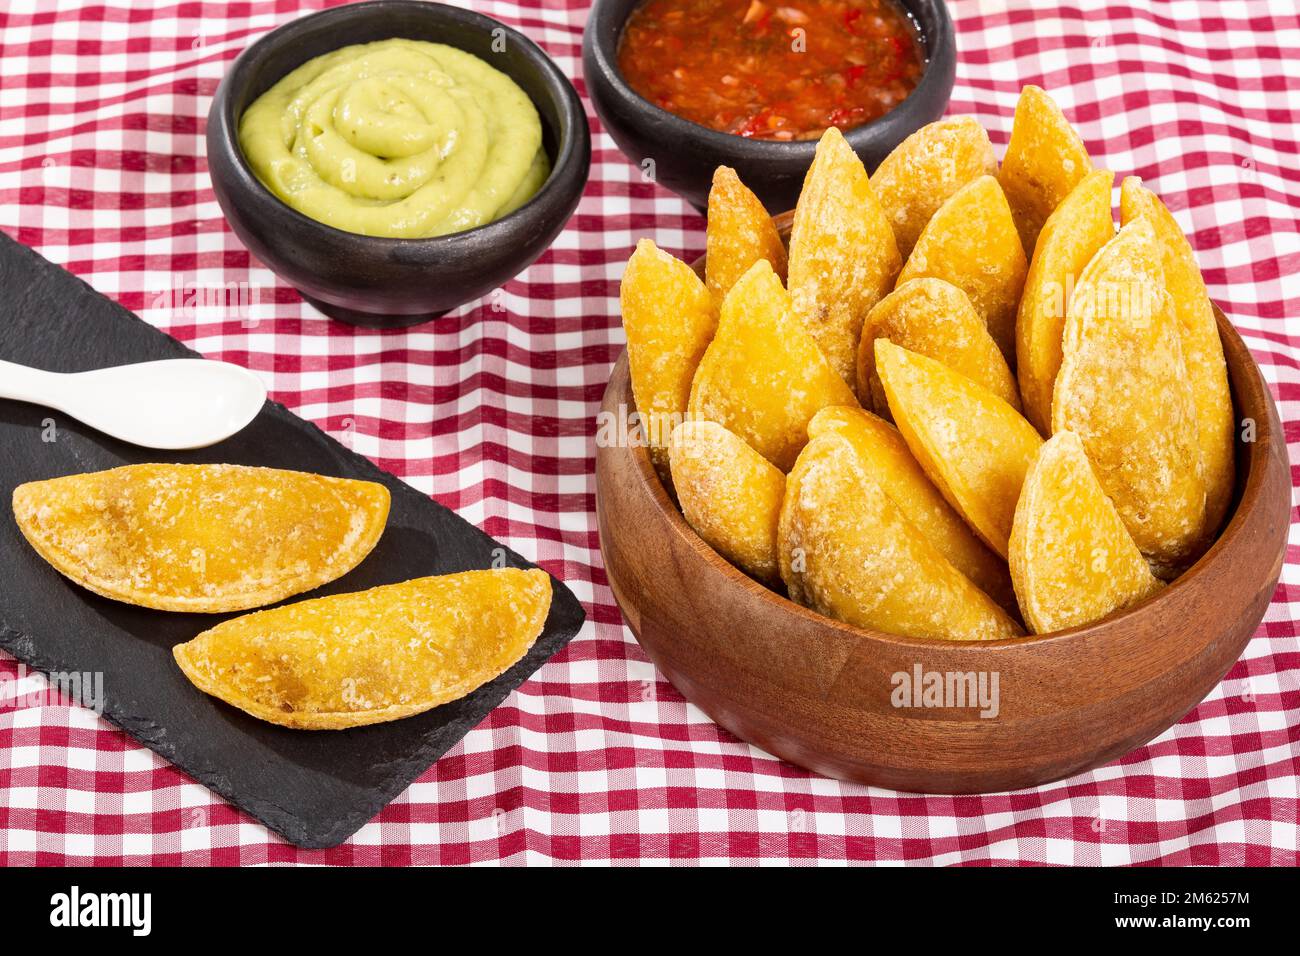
[{"x1": 0, "y1": 231, "x2": 586, "y2": 849}]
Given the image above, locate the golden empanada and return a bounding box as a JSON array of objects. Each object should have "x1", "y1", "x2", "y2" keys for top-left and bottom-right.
[
  {"x1": 1016, "y1": 169, "x2": 1116, "y2": 434},
  {"x1": 1052, "y1": 218, "x2": 1206, "y2": 573},
  {"x1": 999, "y1": 85, "x2": 1092, "y2": 255},
  {"x1": 1010, "y1": 431, "x2": 1162, "y2": 633},
  {"x1": 621, "y1": 238, "x2": 718, "y2": 484},
  {"x1": 895, "y1": 175, "x2": 1027, "y2": 363},
  {"x1": 12, "y1": 463, "x2": 389, "y2": 612},
  {"x1": 807, "y1": 406, "x2": 1015, "y2": 611},
  {"x1": 857, "y1": 278, "x2": 1019, "y2": 418},
  {"x1": 871, "y1": 115, "x2": 998, "y2": 259},
  {"x1": 688, "y1": 259, "x2": 858, "y2": 471},
  {"x1": 788, "y1": 126, "x2": 902, "y2": 392},
  {"x1": 876, "y1": 340, "x2": 1043, "y2": 558},
  {"x1": 778, "y1": 432, "x2": 1022, "y2": 642},
  {"x1": 706, "y1": 165, "x2": 788, "y2": 301},
  {"x1": 669, "y1": 420, "x2": 784, "y2": 585},
  {"x1": 1120, "y1": 176, "x2": 1234, "y2": 537},
  {"x1": 173, "y1": 568, "x2": 552, "y2": 729}
]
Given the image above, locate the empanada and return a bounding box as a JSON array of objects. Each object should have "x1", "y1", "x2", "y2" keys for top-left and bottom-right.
[
  {"x1": 857, "y1": 278, "x2": 1020, "y2": 418},
  {"x1": 669, "y1": 420, "x2": 785, "y2": 586},
  {"x1": 778, "y1": 432, "x2": 1022, "y2": 642},
  {"x1": 807, "y1": 406, "x2": 1015, "y2": 611},
  {"x1": 688, "y1": 259, "x2": 858, "y2": 471},
  {"x1": 999, "y1": 85, "x2": 1092, "y2": 255},
  {"x1": 12, "y1": 463, "x2": 389, "y2": 612},
  {"x1": 876, "y1": 340, "x2": 1043, "y2": 559},
  {"x1": 1052, "y1": 218, "x2": 1206, "y2": 573},
  {"x1": 871, "y1": 115, "x2": 998, "y2": 259},
  {"x1": 173, "y1": 568, "x2": 552, "y2": 729},
  {"x1": 788, "y1": 126, "x2": 902, "y2": 392},
  {"x1": 1120, "y1": 176, "x2": 1234, "y2": 537},
  {"x1": 621, "y1": 238, "x2": 718, "y2": 484},
  {"x1": 895, "y1": 175, "x2": 1027, "y2": 363},
  {"x1": 1016, "y1": 169, "x2": 1116, "y2": 434},
  {"x1": 706, "y1": 165, "x2": 788, "y2": 301},
  {"x1": 1010, "y1": 431, "x2": 1162, "y2": 633}
]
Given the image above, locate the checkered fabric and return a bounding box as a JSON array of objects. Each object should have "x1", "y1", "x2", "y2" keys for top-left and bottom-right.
[{"x1": 0, "y1": 0, "x2": 1296, "y2": 865}]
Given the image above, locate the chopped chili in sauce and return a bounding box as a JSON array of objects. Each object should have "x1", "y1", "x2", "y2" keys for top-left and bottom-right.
[{"x1": 617, "y1": 0, "x2": 925, "y2": 141}]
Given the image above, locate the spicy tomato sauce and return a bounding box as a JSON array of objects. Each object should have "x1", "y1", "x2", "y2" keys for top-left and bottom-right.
[{"x1": 617, "y1": 0, "x2": 925, "y2": 141}]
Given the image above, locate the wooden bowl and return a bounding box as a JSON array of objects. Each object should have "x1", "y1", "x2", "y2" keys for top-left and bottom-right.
[{"x1": 595, "y1": 215, "x2": 1291, "y2": 793}]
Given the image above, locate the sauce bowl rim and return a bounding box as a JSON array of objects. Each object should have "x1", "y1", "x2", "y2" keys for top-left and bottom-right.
[{"x1": 584, "y1": 0, "x2": 956, "y2": 156}]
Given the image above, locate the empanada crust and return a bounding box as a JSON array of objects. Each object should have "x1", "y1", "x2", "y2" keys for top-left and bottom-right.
[
  {"x1": 173, "y1": 569, "x2": 552, "y2": 729},
  {"x1": 12, "y1": 463, "x2": 389, "y2": 612}
]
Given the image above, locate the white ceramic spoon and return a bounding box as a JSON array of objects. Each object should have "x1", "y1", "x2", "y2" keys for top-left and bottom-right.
[{"x1": 0, "y1": 358, "x2": 266, "y2": 450}]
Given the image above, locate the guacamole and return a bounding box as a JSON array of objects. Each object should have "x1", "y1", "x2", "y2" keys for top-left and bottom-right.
[{"x1": 238, "y1": 39, "x2": 550, "y2": 238}]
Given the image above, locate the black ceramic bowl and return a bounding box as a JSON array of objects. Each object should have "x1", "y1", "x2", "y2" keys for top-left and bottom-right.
[
  {"x1": 583, "y1": 0, "x2": 956, "y2": 212},
  {"x1": 207, "y1": 1, "x2": 591, "y2": 327}
]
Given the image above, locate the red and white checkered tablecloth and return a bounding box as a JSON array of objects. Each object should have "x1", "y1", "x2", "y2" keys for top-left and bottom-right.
[{"x1": 0, "y1": 0, "x2": 1296, "y2": 866}]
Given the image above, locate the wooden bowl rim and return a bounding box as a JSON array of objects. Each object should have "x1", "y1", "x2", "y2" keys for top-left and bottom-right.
[{"x1": 604, "y1": 219, "x2": 1286, "y2": 653}]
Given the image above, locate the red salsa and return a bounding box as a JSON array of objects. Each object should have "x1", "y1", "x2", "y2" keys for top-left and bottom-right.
[{"x1": 617, "y1": 0, "x2": 925, "y2": 141}]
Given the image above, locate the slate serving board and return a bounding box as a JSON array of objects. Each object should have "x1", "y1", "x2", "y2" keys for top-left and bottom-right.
[{"x1": 0, "y1": 231, "x2": 586, "y2": 849}]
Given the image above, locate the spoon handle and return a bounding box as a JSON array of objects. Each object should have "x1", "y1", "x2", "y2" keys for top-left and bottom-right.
[{"x1": 0, "y1": 359, "x2": 63, "y2": 407}]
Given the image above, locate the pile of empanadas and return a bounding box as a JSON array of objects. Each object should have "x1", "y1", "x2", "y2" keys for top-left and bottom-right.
[
  {"x1": 12, "y1": 463, "x2": 551, "y2": 727},
  {"x1": 621, "y1": 86, "x2": 1234, "y2": 640}
]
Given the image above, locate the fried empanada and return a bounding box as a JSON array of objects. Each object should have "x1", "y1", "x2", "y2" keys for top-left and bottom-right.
[
  {"x1": 788, "y1": 126, "x2": 902, "y2": 392},
  {"x1": 807, "y1": 406, "x2": 1015, "y2": 611},
  {"x1": 857, "y1": 278, "x2": 1019, "y2": 419},
  {"x1": 778, "y1": 432, "x2": 1022, "y2": 642},
  {"x1": 669, "y1": 420, "x2": 784, "y2": 585},
  {"x1": 12, "y1": 463, "x2": 389, "y2": 613},
  {"x1": 999, "y1": 85, "x2": 1092, "y2": 255},
  {"x1": 871, "y1": 115, "x2": 998, "y2": 259},
  {"x1": 1010, "y1": 431, "x2": 1163, "y2": 633},
  {"x1": 621, "y1": 238, "x2": 719, "y2": 484},
  {"x1": 895, "y1": 175, "x2": 1027, "y2": 363},
  {"x1": 173, "y1": 568, "x2": 552, "y2": 729},
  {"x1": 706, "y1": 165, "x2": 788, "y2": 301},
  {"x1": 1120, "y1": 176, "x2": 1234, "y2": 537},
  {"x1": 1016, "y1": 169, "x2": 1116, "y2": 434},
  {"x1": 876, "y1": 340, "x2": 1043, "y2": 558},
  {"x1": 1051, "y1": 218, "x2": 1206, "y2": 573},
  {"x1": 688, "y1": 259, "x2": 858, "y2": 471}
]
